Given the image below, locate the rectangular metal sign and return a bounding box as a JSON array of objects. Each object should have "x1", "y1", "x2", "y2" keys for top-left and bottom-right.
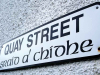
[{"x1": 0, "y1": 2, "x2": 100, "y2": 71}]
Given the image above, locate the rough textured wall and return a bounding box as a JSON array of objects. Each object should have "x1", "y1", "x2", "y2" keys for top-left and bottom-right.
[{"x1": 0, "y1": 0, "x2": 100, "y2": 75}]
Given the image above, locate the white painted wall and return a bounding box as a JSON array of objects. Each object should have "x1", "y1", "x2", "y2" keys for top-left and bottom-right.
[{"x1": 0, "y1": 0, "x2": 100, "y2": 75}]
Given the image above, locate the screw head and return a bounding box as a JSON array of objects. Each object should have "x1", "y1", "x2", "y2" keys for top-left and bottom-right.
[
  {"x1": 98, "y1": 47, "x2": 100, "y2": 52},
  {"x1": 96, "y1": 6, "x2": 99, "y2": 9}
]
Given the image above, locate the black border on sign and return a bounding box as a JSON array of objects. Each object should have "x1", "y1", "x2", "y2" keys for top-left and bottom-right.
[{"x1": 0, "y1": 2, "x2": 100, "y2": 72}]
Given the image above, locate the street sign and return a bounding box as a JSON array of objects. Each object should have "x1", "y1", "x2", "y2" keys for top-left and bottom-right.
[{"x1": 0, "y1": 2, "x2": 100, "y2": 71}]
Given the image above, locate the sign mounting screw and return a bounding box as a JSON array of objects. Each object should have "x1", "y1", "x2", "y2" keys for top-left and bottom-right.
[
  {"x1": 98, "y1": 47, "x2": 100, "y2": 52},
  {"x1": 96, "y1": 6, "x2": 99, "y2": 9}
]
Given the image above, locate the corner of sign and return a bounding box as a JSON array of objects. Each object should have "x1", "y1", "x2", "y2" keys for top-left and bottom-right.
[{"x1": 95, "y1": 2, "x2": 100, "y2": 5}]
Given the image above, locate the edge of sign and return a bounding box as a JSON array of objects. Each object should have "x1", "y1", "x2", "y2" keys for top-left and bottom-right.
[
  {"x1": 0, "y1": 2, "x2": 100, "y2": 72},
  {"x1": 3, "y1": 2, "x2": 100, "y2": 45},
  {"x1": 0, "y1": 54, "x2": 100, "y2": 72}
]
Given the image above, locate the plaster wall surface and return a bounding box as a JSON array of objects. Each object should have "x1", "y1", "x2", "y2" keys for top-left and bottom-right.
[{"x1": 0, "y1": 0, "x2": 100, "y2": 75}]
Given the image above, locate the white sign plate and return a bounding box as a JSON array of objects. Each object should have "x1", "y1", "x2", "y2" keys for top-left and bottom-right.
[{"x1": 0, "y1": 2, "x2": 100, "y2": 71}]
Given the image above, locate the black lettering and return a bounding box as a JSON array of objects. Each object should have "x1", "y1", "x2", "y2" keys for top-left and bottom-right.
[
  {"x1": 27, "y1": 34, "x2": 33, "y2": 47},
  {"x1": 50, "y1": 46, "x2": 53, "y2": 58},
  {"x1": 72, "y1": 14, "x2": 84, "y2": 32},
  {"x1": 14, "y1": 40, "x2": 18, "y2": 51},
  {"x1": 9, "y1": 43, "x2": 13, "y2": 54},
  {"x1": 40, "y1": 47, "x2": 49, "y2": 60},
  {"x1": 50, "y1": 23, "x2": 59, "y2": 40},
  {"x1": 66, "y1": 40, "x2": 79, "y2": 55},
  {"x1": 19, "y1": 38, "x2": 24, "y2": 49},
  {"x1": 0, "y1": 63, "x2": 3, "y2": 68},
  {"x1": 33, "y1": 52, "x2": 40, "y2": 61},
  {"x1": 54, "y1": 45, "x2": 65, "y2": 57},
  {"x1": 3, "y1": 60, "x2": 7, "y2": 67},
  {"x1": 80, "y1": 39, "x2": 93, "y2": 52},
  {"x1": 12, "y1": 42, "x2": 15, "y2": 53},
  {"x1": 7, "y1": 59, "x2": 12, "y2": 66},
  {"x1": 41, "y1": 28, "x2": 49, "y2": 43},
  {"x1": 22, "y1": 50, "x2": 31, "y2": 63},
  {"x1": 14, "y1": 57, "x2": 19, "y2": 65},
  {"x1": 5, "y1": 45, "x2": 9, "y2": 55},
  {"x1": 1, "y1": 61, "x2": 4, "y2": 67},
  {"x1": 61, "y1": 19, "x2": 70, "y2": 37},
  {"x1": 34, "y1": 31, "x2": 40, "y2": 45}
]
